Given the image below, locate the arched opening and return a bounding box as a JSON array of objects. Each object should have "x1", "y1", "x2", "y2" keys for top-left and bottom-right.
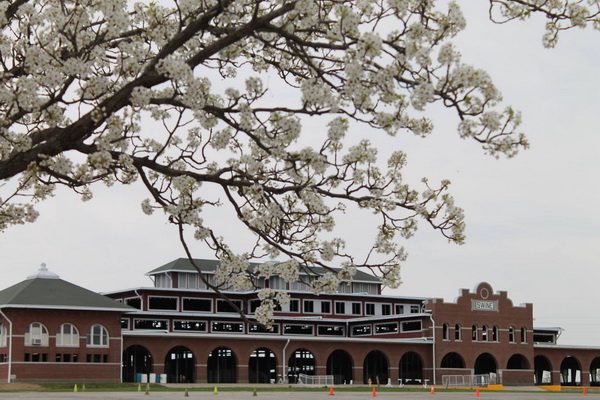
[
  {"x1": 507, "y1": 354, "x2": 530, "y2": 370},
  {"x1": 363, "y1": 350, "x2": 388, "y2": 385},
  {"x1": 442, "y1": 323, "x2": 449, "y2": 340},
  {"x1": 561, "y1": 356, "x2": 582, "y2": 386},
  {"x1": 440, "y1": 352, "x2": 465, "y2": 369},
  {"x1": 327, "y1": 350, "x2": 353, "y2": 384},
  {"x1": 474, "y1": 353, "x2": 497, "y2": 375},
  {"x1": 288, "y1": 348, "x2": 315, "y2": 383},
  {"x1": 165, "y1": 346, "x2": 195, "y2": 383},
  {"x1": 534, "y1": 355, "x2": 552, "y2": 385},
  {"x1": 123, "y1": 345, "x2": 153, "y2": 383},
  {"x1": 399, "y1": 351, "x2": 423, "y2": 384},
  {"x1": 208, "y1": 347, "x2": 237, "y2": 383},
  {"x1": 249, "y1": 348, "x2": 277, "y2": 383},
  {"x1": 590, "y1": 357, "x2": 600, "y2": 386}
]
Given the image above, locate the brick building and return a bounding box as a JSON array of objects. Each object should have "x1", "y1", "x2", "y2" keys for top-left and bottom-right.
[{"x1": 1, "y1": 259, "x2": 599, "y2": 386}]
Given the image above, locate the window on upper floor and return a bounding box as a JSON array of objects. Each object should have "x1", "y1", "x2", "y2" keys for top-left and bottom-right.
[
  {"x1": 401, "y1": 321, "x2": 422, "y2": 332},
  {"x1": 337, "y1": 282, "x2": 352, "y2": 293},
  {"x1": 148, "y1": 296, "x2": 178, "y2": 311},
  {"x1": 442, "y1": 323, "x2": 449, "y2": 341},
  {"x1": 0, "y1": 324, "x2": 6, "y2": 347},
  {"x1": 25, "y1": 322, "x2": 48, "y2": 346},
  {"x1": 520, "y1": 327, "x2": 527, "y2": 343},
  {"x1": 382, "y1": 304, "x2": 392, "y2": 316},
  {"x1": 178, "y1": 273, "x2": 199, "y2": 289},
  {"x1": 335, "y1": 302, "x2": 346, "y2": 315},
  {"x1": 481, "y1": 325, "x2": 488, "y2": 342},
  {"x1": 216, "y1": 299, "x2": 243, "y2": 313},
  {"x1": 472, "y1": 325, "x2": 478, "y2": 341},
  {"x1": 509, "y1": 326, "x2": 515, "y2": 343},
  {"x1": 289, "y1": 299, "x2": 300, "y2": 313},
  {"x1": 353, "y1": 282, "x2": 377, "y2": 295},
  {"x1": 492, "y1": 326, "x2": 499, "y2": 342},
  {"x1": 173, "y1": 320, "x2": 207, "y2": 332},
  {"x1": 56, "y1": 323, "x2": 79, "y2": 347},
  {"x1": 318, "y1": 326, "x2": 344, "y2": 336},
  {"x1": 320, "y1": 301, "x2": 331, "y2": 314},
  {"x1": 375, "y1": 323, "x2": 398, "y2": 334},
  {"x1": 86, "y1": 325, "x2": 108, "y2": 347},
  {"x1": 410, "y1": 305, "x2": 420, "y2": 314},
  {"x1": 365, "y1": 303, "x2": 375, "y2": 316},
  {"x1": 351, "y1": 302, "x2": 361, "y2": 315},
  {"x1": 395, "y1": 304, "x2": 405, "y2": 314},
  {"x1": 455, "y1": 324, "x2": 462, "y2": 341},
  {"x1": 183, "y1": 298, "x2": 212, "y2": 312},
  {"x1": 303, "y1": 300, "x2": 314, "y2": 313},
  {"x1": 134, "y1": 319, "x2": 169, "y2": 330},
  {"x1": 268, "y1": 276, "x2": 286, "y2": 290},
  {"x1": 126, "y1": 297, "x2": 142, "y2": 309},
  {"x1": 154, "y1": 273, "x2": 171, "y2": 288}
]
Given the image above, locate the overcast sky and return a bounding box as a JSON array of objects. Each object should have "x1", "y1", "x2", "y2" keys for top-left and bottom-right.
[{"x1": 1, "y1": 1, "x2": 599, "y2": 346}]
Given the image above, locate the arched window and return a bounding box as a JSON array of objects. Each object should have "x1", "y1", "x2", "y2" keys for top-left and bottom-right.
[
  {"x1": 492, "y1": 326, "x2": 499, "y2": 342},
  {"x1": 57, "y1": 323, "x2": 79, "y2": 347},
  {"x1": 442, "y1": 323, "x2": 449, "y2": 341},
  {"x1": 86, "y1": 325, "x2": 108, "y2": 347},
  {"x1": 508, "y1": 326, "x2": 515, "y2": 343},
  {"x1": 520, "y1": 327, "x2": 527, "y2": 343},
  {"x1": 454, "y1": 324, "x2": 461, "y2": 341},
  {"x1": 472, "y1": 325, "x2": 478, "y2": 341},
  {"x1": 0, "y1": 324, "x2": 7, "y2": 347},
  {"x1": 481, "y1": 325, "x2": 488, "y2": 341},
  {"x1": 25, "y1": 322, "x2": 48, "y2": 346}
]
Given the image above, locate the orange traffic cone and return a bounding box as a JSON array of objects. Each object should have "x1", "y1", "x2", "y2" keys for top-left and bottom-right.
[
  {"x1": 371, "y1": 387, "x2": 377, "y2": 397},
  {"x1": 476, "y1": 387, "x2": 480, "y2": 397},
  {"x1": 583, "y1": 387, "x2": 588, "y2": 395},
  {"x1": 329, "y1": 386, "x2": 334, "y2": 396},
  {"x1": 430, "y1": 386, "x2": 435, "y2": 394}
]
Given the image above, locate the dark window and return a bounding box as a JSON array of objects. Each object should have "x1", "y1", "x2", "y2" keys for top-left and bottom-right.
[
  {"x1": 303, "y1": 300, "x2": 314, "y2": 313},
  {"x1": 382, "y1": 304, "x2": 391, "y2": 315},
  {"x1": 148, "y1": 297, "x2": 177, "y2": 310},
  {"x1": 26, "y1": 353, "x2": 47, "y2": 362},
  {"x1": 126, "y1": 297, "x2": 142, "y2": 309},
  {"x1": 533, "y1": 333, "x2": 555, "y2": 343},
  {"x1": 396, "y1": 304, "x2": 404, "y2": 314},
  {"x1": 290, "y1": 299, "x2": 300, "y2": 312},
  {"x1": 217, "y1": 300, "x2": 243, "y2": 313},
  {"x1": 351, "y1": 325, "x2": 371, "y2": 336},
  {"x1": 134, "y1": 320, "x2": 168, "y2": 330},
  {"x1": 173, "y1": 321, "x2": 207, "y2": 332},
  {"x1": 250, "y1": 299, "x2": 261, "y2": 313},
  {"x1": 249, "y1": 324, "x2": 280, "y2": 334},
  {"x1": 211, "y1": 322, "x2": 243, "y2": 332},
  {"x1": 121, "y1": 319, "x2": 129, "y2": 329},
  {"x1": 335, "y1": 302, "x2": 345, "y2": 314},
  {"x1": 318, "y1": 326, "x2": 345, "y2": 336},
  {"x1": 365, "y1": 303, "x2": 375, "y2": 315},
  {"x1": 351, "y1": 302, "x2": 361, "y2": 315},
  {"x1": 321, "y1": 301, "x2": 331, "y2": 314},
  {"x1": 410, "y1": 305, "x2": 420, "y2": 313},
  {"x1": 375, "y1": 323, "x2": 398, "y2": 334},
  {"x1": 283, "y1": 325, "x2": 313, "y2": 335},
  {"x1": 401, "y1": 321, "x2": 422, "y2": 332},
  {"x1": 183, "y1": 298, "x2": 212, "y2": 312}
]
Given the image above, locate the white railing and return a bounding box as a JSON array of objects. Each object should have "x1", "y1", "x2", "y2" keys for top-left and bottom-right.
[
  {"x1": 297, "y1": 374, "x2": 334, "y2": 387},
  {"x1": 442, "y1": 373, "x2": 499, "y2": 388}
]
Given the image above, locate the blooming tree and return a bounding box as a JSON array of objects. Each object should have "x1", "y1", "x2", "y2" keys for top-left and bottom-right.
[{"x1": 0, "y1": 0, "x2": 598, "y2": 324}]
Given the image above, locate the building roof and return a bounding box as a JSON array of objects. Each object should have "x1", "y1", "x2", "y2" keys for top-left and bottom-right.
[
  {"x1": 0, "y1": 264, "x2": 132, "y2": 312},
  {"x1": 147, "y1": 258, "x2": 382, "y2": 283}
]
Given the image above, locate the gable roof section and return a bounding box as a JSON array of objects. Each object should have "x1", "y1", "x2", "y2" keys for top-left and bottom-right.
[
  {"x1": 147, "y1": 258, "x2": 381, "y2": 283},
  {"x1": 0, "y1": 277, "x2": 132, "y2": 312}
]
